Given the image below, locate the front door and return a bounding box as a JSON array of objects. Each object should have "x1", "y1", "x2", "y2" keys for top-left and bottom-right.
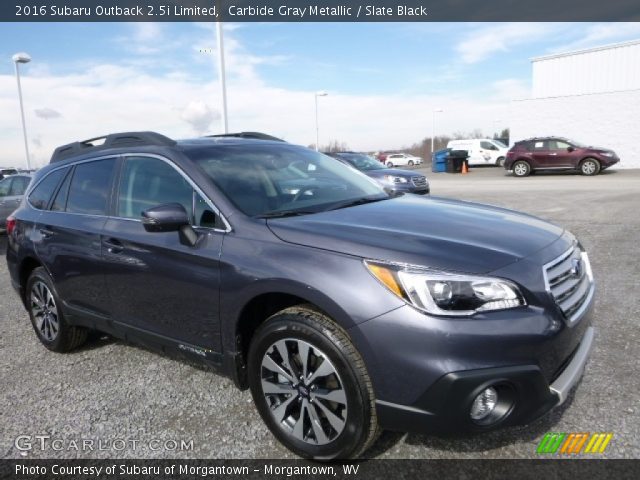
[{"x1": 101, "y1": 155, "x2": 224, "y2": 352}]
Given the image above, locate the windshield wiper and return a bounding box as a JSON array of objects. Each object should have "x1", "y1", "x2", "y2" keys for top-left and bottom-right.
[
  {"x1": 256, "y1": 210, "x2": 317, "y2": 219},
  {"x1": 323, "y1": 195, "x2": 391, "y2": 212}
]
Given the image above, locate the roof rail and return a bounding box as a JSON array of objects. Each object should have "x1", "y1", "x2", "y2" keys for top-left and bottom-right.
[
  {"x1": 206, "y1": 132, "x2": 286, "y2": 142},
  {"x1": 50, "y1": 131, "x2": 176, "y2": 163}
]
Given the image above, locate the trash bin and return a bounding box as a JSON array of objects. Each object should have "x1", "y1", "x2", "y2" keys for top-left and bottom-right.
[
  {"x1": 431, "y1": 149, "x2": 449, "y2": 173},
  {"x1": 447, "y1": 150, "x2": 469, "y2": 173}
]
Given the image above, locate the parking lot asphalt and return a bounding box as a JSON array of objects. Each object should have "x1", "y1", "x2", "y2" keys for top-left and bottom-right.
[{"x1": 1, "y1": 166, "x2": 639, "y2": 459}]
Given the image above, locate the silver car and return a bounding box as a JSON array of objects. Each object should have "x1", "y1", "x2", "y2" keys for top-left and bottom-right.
[{"x1": 0, "y1": 174, "x2": 31, "y2": 229}]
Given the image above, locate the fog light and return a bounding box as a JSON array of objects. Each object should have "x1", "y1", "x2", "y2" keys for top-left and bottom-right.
[{"x1": 470, "y1": 387, "x2": 498, "y2": 421}]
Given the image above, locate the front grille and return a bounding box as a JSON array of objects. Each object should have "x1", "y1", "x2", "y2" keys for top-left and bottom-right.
[
  {"x1": 411, "y1": 176, "x2": 427, "y2": 187},
  {"x1": 543, "y1": 246, "x2": 594, "y2": 325}
]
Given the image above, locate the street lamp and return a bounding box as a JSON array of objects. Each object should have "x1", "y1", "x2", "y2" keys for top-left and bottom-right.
[
  {"x1": 12, "y1": 52, "x2": 31, "y2": 169},
  {"x1": 215, "y1": 23, "x2": 229, "y2": 133},
  {"x1": 314, "y1": 91, "x2": 328, "y2": 151},
  {"x1": 431, "y1": 108, "x2": 443, "y2": 156}
]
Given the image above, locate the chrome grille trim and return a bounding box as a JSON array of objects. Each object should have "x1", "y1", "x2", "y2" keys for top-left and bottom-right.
[
  {"x1": 543, "y1": 245, "x2": 594, "y2": 325},
  {"x1": 411, "y1": 176, "x2": 427, "y2": 187}
]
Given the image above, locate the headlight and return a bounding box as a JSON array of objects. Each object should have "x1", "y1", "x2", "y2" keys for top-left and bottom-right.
[
  {"x1": 365, "y1": 261, "x2": 526, "y2": 316},
  {"x1": 601, "y1": 152, "x2": 615, "y2": 157},
  {"x1": 384, "y1": 175, "x2": 408, "y2": 184}
]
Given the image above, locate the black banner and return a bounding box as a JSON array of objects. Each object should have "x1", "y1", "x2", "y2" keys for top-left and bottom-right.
[
  {"x1": 2, "y1": 0, "x2": 640, "y2": 22},
  {"x1": 1, "y1": 459, "x2": 639, "y2": 480}
]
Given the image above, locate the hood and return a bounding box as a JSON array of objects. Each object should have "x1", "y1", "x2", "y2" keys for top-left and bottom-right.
[
  {"x1": 267, "y1": 195, "x2": 564, "y2": 274},
  {"x1": 365, "y1": 168, "x2": 423, "y2": 179}
]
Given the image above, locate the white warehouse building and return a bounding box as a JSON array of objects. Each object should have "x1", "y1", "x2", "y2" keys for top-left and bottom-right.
[{"x1": 510, "y1": 39, "x2": 640, "y2": 169}]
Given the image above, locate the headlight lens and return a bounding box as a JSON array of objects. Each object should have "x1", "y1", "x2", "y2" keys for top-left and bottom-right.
[
  {"x1": 601, "y1": 152, "x2": 615, "y2": 157},
  {"x1": 384, "y1": 175, "x2": 408, "y2": 184},
  {"x1": 365, "y1": 261, "x2": 526, "y2": 316}
]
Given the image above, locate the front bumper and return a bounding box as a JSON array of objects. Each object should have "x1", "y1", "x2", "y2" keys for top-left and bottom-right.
[{"x1": 375, "y1": 326, "x2": 594, "y2": 433}]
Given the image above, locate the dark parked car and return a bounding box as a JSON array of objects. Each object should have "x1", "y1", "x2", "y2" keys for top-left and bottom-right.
[
  {"x1": 0, "y1": 174, "x2": 31, "y2": 229},
  {"x1": 1, "y1": 168, "x2": 19, "y2": 180},
  {"x1": 505, "y1": 137, "x2": 620, "y2": 177},
  {"x1": 325, "y1": 152, "x2": 429, "y2": 195},
  {"x1": 6, "y1": 132, "x2": 595, "y2": 460}
]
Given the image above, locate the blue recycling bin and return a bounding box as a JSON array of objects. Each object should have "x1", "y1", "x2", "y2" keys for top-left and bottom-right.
[{"x1": 432, "y1": 148, "x2": 449, "y2": 173}]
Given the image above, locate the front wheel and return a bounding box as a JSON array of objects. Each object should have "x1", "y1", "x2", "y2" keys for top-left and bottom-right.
[
  {"x1": 407, "y1": 160, "x2": 414, "y2": 166},
  {"x1": 386, "y1": 161, "x2": 394, "y2": 168},
  {"x1": 248, "y1": 306, "x2": 378, "y2": 460},
  {"x1": 512, "y1": 160, "x2": 531, "y2": 177},
  {"x1": 580, "y1": 158, "x2": 601, "y2": 176},
  {"x1": 496, "y1": 156, "x2": 505, "y2": 167}
]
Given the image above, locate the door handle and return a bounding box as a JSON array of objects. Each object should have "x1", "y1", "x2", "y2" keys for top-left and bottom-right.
[
  {"x1": 39, "y1": 228, "x2": 55, "y2": 238},
  {"x1": 103, "y1": 238, "x2": 124, "y2": 254}
]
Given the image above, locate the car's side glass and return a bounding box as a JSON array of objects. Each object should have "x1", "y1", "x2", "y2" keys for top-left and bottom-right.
[
  {"x1": 0, "y1": 178, "x2": 12, "y2": 196},
  {"x1": 194, "y1": 191, "x2": 223, "y2": 229},
  {"x1": 9, "y1": 176, "x2": 30, "y2": 196},
  {"x1": 28, "y1": 168, "x2": 68, "y2": 210},
  {"x1": 51, "y1": 169, "x2": 73, "y2": 212},
  {"x1": 66, "y1": 159, "x2": 116, "y2": 216},
  {"x1": 117, "y1": 156, "x2": 193, "y2": 220},
  {"x1": 549, "y1": 140, "x2": 570, "y2": 151},
  {"x1": 533, "y1": 141, "x2": 546, "y2": 150}
]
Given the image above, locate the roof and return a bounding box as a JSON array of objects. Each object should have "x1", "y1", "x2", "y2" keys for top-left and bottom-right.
[
  {"x1": 531, "y1": 38, "x2": 640, "y2": 62},
  {"x1": 49, "y1": 131, "x2": 287, "y2": 164}
]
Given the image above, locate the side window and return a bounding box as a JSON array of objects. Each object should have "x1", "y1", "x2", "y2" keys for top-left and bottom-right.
[
  {"x1": 66, "y1": 159, "x2": 116, "y2": 215},
  {"x1": 194, "y1": 192, "x2": 223, "y2": 229},
  {"x1": 0, "y1": 178, "x2": 12, "y2": 196},
  {"x1": 51, "y1": 170, "x2": 73, "y2": 212},
  {"x1": 28, "y1": 168, "x2": 68, "y2": 210},
  {"x1": 9, "y1": 176, "x2": 30, "y2": 196},
  {"x1": 533, "y1": 141, "x2": 546, "y2": 150},
  {"x1": 549, "y1": 140, "x2": 570, "y2": 151},
  {"x1": 117, "y1": 157, "x2": 193, "y2": 220}
]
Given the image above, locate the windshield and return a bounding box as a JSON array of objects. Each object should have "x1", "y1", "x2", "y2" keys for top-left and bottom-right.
[
  {"x1": 492, "y1": 140, "x2": 507, "y2": 148},
  {"x1": 336, "y1": 153, "x2": 385, "y2": 171},
  {"x1": 184, "y1": 144, "x2": 387, "y2": 217}
]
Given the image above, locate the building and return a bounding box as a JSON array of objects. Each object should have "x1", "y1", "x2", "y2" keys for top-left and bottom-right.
[{"x1": 510, "y1": 39, "x2": 640, "y2": 169}]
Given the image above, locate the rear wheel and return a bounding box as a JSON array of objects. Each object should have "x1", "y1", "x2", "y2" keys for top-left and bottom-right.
[
  {"x1": 26, "y1": 267, "x2": 87, "y2": 352},
  {"x1": 512, "y1": 160, "x2": 531, "y2": 177},
  {"x1": 248, "y1": 306, "x2": 378, "y2": 460},
  {"x1": 580, "y1": 158, "x2": 600, "y2": 176}
]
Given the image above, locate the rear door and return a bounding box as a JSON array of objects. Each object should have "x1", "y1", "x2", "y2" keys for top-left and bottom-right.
[
  {"x1": 35, "y1": 158, "x2": 117, "y2": 318},
  {"x1": 530, "y1": 140, "x2": 556, "y2": 168},
  {"x1": 101, "y1": 155, "x2": 225, "y2": 352}
]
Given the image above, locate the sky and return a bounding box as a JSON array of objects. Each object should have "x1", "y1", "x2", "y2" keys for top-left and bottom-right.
[{"x1": 1, "y1": 21, "x2": 640, "y2": 167}]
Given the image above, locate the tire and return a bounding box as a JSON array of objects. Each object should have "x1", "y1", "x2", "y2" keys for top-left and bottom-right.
[
  {"x1": 386, "y1": 161, "x2": 394, "y2": 168},
  {"x1": 512, "y1": 160, "x2": 531, "y2": 177},
  {"x1": 25, "y1": 267, "x2": 87, "y2": 352},
  {"x1": 496, "y1": 156, "x2": 505, "y2": 167},
  {"x1": 248, "y1": 306, "x2": 378, "y2": 460},
  {"x1": 580, "y1": 158, "x2": 600, "y2": 176},
  {"x1": 408, "y1": 160, "x2": 414, "y2": 166}
]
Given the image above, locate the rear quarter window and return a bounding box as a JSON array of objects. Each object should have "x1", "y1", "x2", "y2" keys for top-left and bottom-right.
[
  {"x1": 28, "y1": 168, "x2": 68, "y2": 210},
  {"x1": 66, "y1": 159, "x2": 116, "y2": 215}
]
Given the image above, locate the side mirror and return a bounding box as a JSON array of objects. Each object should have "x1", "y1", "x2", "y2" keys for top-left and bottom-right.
[
  {"x1": 567, "y1": 146, "x2": 575, "y2": 152},
  {"x1": 142, "y1": 203, "x2": 189, "y2": 233}
]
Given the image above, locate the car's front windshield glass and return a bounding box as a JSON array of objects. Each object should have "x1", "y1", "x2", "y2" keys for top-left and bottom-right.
[
  {"x1": 565, "y1": 139, "x2": 587, "y2": 148},
  {"x1": 492, "y1": 140, "x2": 507, "y2": 148},
  {"x1": 184, "y1": 144, "x2": 387, "y2": 217},
  {"x1": 338, "y1": 153, "x2": 385, "y2": 171}
]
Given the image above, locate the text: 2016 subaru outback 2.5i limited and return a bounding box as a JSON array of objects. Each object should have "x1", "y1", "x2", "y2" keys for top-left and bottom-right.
[{"x1": 6, "y1": 132, "x2": 595, "y2": 460}]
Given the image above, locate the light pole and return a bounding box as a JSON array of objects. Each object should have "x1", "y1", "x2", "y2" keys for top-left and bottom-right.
[
  {"x1": 314, "y1": 91, "x2": 328, "y2": 151},
  {"x1": 431, "y1": 108, "x2": 443, "y2": 156},
  {"x1": 12, "y1": 52, "x2": 31, "y2": 169},
  {"x1": 215, "y1": 23, "x2": 229, "y2": 133}
]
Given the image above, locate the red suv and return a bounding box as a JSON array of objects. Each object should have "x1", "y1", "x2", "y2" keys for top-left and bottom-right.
[{"x1": 505, "y1": 137, "x2": 620, "y2": 177}]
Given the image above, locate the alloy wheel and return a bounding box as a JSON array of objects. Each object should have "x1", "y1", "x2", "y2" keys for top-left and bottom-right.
[
  {"x1": 514, "y1": 162, "x2": 529, "y2": 176},
  {"x1": 582, "y1": 160, "x2": 597, "y2": 175},
  {"x1": 260, "y1": 338, "x2": 348, "y2": 445},
  {"x1": 30, "y1": 281, "x2": 60, "y2": 342}
]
